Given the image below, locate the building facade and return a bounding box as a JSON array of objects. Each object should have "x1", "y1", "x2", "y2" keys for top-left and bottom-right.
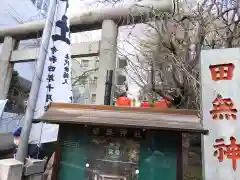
[
  {"x1": 72, "y1": 55, "x2": 128, "y2": 105},
  {"x1": 72, "y1": 56, "x2": 99, "y2": 104}
]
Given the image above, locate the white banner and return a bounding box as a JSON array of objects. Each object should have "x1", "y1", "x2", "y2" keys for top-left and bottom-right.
[
  {"x1": 30, "y1": 0, "x2": 72, "y2": 144},
  {"x1": 201, "y1": 48, "x2": 240, "y2": 180}
]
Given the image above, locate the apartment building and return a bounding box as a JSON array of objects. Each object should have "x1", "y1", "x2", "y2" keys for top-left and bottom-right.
[
  {"x1": 72, "y1": 56, "x2": 99, "y2": 104},
  {"x1": 72, "y1": 56, "x2": 128, "y2": 105}
]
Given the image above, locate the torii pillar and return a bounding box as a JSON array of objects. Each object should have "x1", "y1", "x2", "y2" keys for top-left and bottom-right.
[{"x1": 96, "y1": 20, "x2": 118, "y2": 105}]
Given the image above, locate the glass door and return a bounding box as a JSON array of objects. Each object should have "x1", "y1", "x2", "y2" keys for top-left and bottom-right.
[{"x1": 85, "y1": 136, "x2": 140, "y2": 180}]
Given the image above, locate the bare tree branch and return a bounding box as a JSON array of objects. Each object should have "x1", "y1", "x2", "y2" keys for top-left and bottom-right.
[{"x1": 72, "y1": 68, "x2": 99, "y2": 86}]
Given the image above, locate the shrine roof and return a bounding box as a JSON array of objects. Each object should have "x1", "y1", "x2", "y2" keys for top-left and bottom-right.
[{"x1": 37, "y1": 103, "x2": 208, "y2": 134}]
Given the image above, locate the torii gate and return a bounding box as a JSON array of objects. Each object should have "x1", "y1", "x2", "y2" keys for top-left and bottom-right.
[
  {"x1": 0, "y1": 0, "x2": 175, "y2": 105},
  {"x1": 0, "y1": 1, "x2": 179, "y2": 179}
]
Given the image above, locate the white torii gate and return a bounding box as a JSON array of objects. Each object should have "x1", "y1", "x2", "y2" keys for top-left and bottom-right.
[{"x1": 0, "y1": 0, "x2": 174, "y2": 104}]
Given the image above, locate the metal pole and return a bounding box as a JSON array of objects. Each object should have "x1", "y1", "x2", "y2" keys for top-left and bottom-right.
[
  {"x1": 147, "y1": 65, "x2": 153, "y2": 105},
  {"x1": 151, "y1": 61, "x2": 156, "y2": 102},
  {"x1": 16, "y1": 0, "x2": 57, "y2": 162},
  {"x1": 104, "y1": 70, "x2": 113, "y2": 105},
  {"x1": 147, "y1": 60, "x2": 156, "y2": 105}
]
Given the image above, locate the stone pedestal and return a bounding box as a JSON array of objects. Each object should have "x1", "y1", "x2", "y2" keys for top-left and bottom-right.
[
  {"x1": 0, "y1": 158, "x2": 23, "y2": 180},
  {"x1": 23, "y1": 174, "x2": 42, "y2": 180}
]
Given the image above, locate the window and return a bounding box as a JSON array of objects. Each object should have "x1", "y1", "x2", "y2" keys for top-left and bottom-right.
[
  {"x1": 81, "y1": 60, "x2": 89, "y2": 67},
  {"x1": 92, "y1": 77, "x2": 98, "y2": 85},
  {"x1": 84, "y1": 97, "x2": 89, "y2": 105},
  {"x1": 82, "y1": 79, "x2": 88, "y2": 85},
  {"x1": 117, "y1": 75, "x2": 126, "y2": 85},
  {"x1": 91, "y1": 94, "x2": 96, "y2": 104},
  {"x1": 118, "y1": 59, "x2": 127, "y2": 68},
  {"x1": 95, "y1": 58, "x2": 100, "y2": 63},
  {"x1": 95, "y1": 58, "x2": 100, "y2": 67}
]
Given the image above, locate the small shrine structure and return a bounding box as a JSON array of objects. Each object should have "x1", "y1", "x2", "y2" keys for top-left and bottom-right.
[{"x1": 36, "y1": 103, "x2": 207, "y2": 180}]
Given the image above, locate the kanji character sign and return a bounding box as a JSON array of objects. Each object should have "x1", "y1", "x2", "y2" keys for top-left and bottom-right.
[
  {"x1": 209, "y1": 63, "x2": 234, "y2": 81},
  {"x1": 214, "y1": 136, "x2": 240, "y2": 170},
  {"x1": 210, "y1": 94, "x2": 237, "y2": 120},
  {"x1": 52, "y1": 15, "x2": 70, "y2": 45}
]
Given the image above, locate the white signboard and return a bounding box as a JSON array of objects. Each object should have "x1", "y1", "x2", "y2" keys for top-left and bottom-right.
[
  {"x1": 201, "y1": 48, "x2": 240, "y2": 180},
  {"x1": 30, "y1": 0, "x2": 72, "y2": 144}
]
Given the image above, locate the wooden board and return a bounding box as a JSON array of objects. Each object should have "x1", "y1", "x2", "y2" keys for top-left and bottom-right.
[{"x1": 38, "y1": 103, "x2": 207, "y2": 134}]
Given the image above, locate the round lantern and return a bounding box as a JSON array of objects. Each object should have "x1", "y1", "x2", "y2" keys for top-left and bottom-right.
[
  {"x1": 140, "y1": 101, "x2": 150, "y2": 108},
  {"x1": 154, "y1": 99, "x2": 169, "y2": 109},
  {"x1": 116, "y1": 96, "x2": 131, "y2": 106}
]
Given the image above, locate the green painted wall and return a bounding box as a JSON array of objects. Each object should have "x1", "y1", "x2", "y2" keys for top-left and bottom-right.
[
  {"x1": 139, "y1": 131, "x2": 177, "y2": 180},
  {"x1": 57, "y1": 126, "x2": 178, "y2": 180},
  {"x1": 58, "y1": 126, "x2": 90, "y2": 180}
]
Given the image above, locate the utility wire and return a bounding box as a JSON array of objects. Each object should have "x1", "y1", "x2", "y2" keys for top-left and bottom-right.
[{"x1": 8, "y1": 4, "x2": 25, "y2": 23}]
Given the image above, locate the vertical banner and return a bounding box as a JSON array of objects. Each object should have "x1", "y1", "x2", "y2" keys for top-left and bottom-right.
[
  {"x1": 30, "y1": 0, "x2": 72, "y2": 144},
  {"x1": 201, "y1": 48, "x2": 240, "y2": 180}
]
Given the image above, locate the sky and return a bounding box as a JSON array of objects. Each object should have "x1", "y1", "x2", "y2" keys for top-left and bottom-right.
[
  {"x1": 0, "y1": 0, "x2": 40, "y2": 26},
  {"x1": 0, "y1": 0, "x2": 40, "y2": 83}
]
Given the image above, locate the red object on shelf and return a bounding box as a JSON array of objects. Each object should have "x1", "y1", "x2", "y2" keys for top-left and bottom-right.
[
  {"x1": 116, "y1": 96, "x2": 131, "y2": 106},
  {"x1": 154, "y1": 99, "x2": 169, "y2": 109},
  {"x1": 140, "y1": 101, "x2": 150, "y2": 108}
]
